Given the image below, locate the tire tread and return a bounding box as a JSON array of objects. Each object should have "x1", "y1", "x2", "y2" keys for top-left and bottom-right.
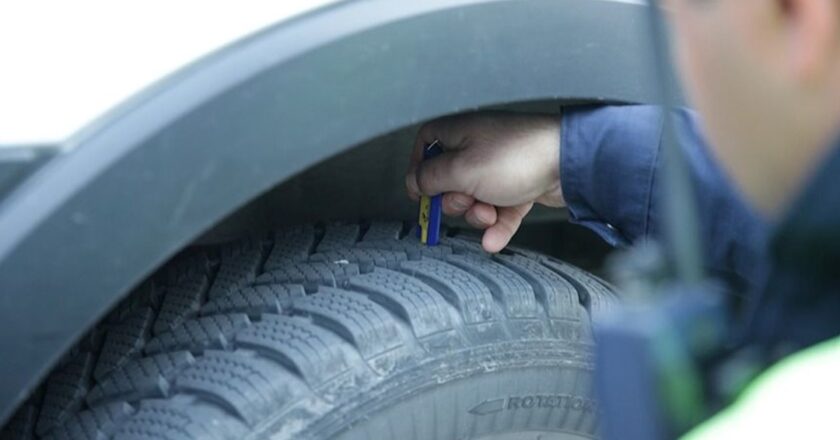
[{"x1": 5, "y1": 222, "x2": 615, "y2": 440}]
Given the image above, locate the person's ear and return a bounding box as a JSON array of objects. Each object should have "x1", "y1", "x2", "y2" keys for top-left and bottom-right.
[{"x1": 781, "y1": 0, "x2": 839, "y2": 83}]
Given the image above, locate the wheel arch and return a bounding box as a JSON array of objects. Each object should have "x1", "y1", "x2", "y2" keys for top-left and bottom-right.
[{"x1": 0, "y1": 0, "x2": 660, "y2": 423}]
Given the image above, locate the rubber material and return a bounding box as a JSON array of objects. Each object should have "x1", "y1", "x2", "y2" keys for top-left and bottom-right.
[{"x1": 1, "y1": 222, "x2": 615, "y2": 439}]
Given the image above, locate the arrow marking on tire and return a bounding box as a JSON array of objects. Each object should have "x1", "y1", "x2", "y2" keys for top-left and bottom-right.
[{"x1": 468, "y1": 398, "x2": 506, "y2": 415}]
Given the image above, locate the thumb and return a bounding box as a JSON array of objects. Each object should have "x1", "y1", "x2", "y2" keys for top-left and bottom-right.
[{"x1": 407, "y1": 151, "x2": 473, "y2": 197}]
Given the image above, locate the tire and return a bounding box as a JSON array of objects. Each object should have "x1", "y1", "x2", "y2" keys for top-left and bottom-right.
[{"x1": 1, "y1": 222, "x2": 616, "y2": 440}]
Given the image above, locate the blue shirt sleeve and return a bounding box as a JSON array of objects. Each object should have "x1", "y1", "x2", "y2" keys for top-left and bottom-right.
[{"x1": 561, "y1": 105, "x2": 768, "y2": 287}]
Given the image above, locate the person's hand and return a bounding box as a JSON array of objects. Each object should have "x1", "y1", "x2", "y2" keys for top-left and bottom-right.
[{"x1": 406, "y1": 111, "x2": 564, "y2": 253}]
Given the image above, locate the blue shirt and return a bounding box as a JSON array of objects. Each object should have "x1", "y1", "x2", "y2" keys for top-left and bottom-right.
[
  {"x1": 561, "y1": 105, "x2": 768, "y2": 289},
  {"x1": 562, "y1": 104, "x2": 840, "y2": 353}
]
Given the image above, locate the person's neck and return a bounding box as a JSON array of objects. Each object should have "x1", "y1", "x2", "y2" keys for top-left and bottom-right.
[{"x1": 759, "y1": 87, "x2": 840, "y2": 219}]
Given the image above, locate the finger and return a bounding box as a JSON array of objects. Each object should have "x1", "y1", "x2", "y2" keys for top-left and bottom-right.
[
  {"x1": 405, "y1": 128, "x2": 436, "y2": 200},
  {"x1": 405, "y1": 172, "x2": 421, "y2": 201},
  {"x1": 407, "y1": 115, "x2": 475, "y2": 201},
  {"x1": 409, "y1": 115, "x2": 472, "y2": 168},
  {"x1": 465, "y1": 202, "x2": 497, "y2": 229},
  {"x1": 406, "y1": 137, "x2": 442, "y2": 199},
  {"x1": 412, "y1": 151, "x2": 477, "y2": 196},
  {"x1": 407, "y1": 124, "x2": 439, "y2": 176},
  {"x1": 443, "y1": 192, "x2": 475, "y2": 216},
  {"x1": 482, "y1": 202, "x2": 533, "y2": 253},
  {"x1": 406, "y1": 149, "x2": 463, "y2": 198}
]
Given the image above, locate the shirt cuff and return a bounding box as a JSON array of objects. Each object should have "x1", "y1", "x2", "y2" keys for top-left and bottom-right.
[{"x1": 560, "y1": 105, "x2": 664, "y2": 246}]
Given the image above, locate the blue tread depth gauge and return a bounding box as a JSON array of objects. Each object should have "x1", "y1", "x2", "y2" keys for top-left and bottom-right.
[{"x1": 417, "y1": 140, "x2": 444, "y2": 246}]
